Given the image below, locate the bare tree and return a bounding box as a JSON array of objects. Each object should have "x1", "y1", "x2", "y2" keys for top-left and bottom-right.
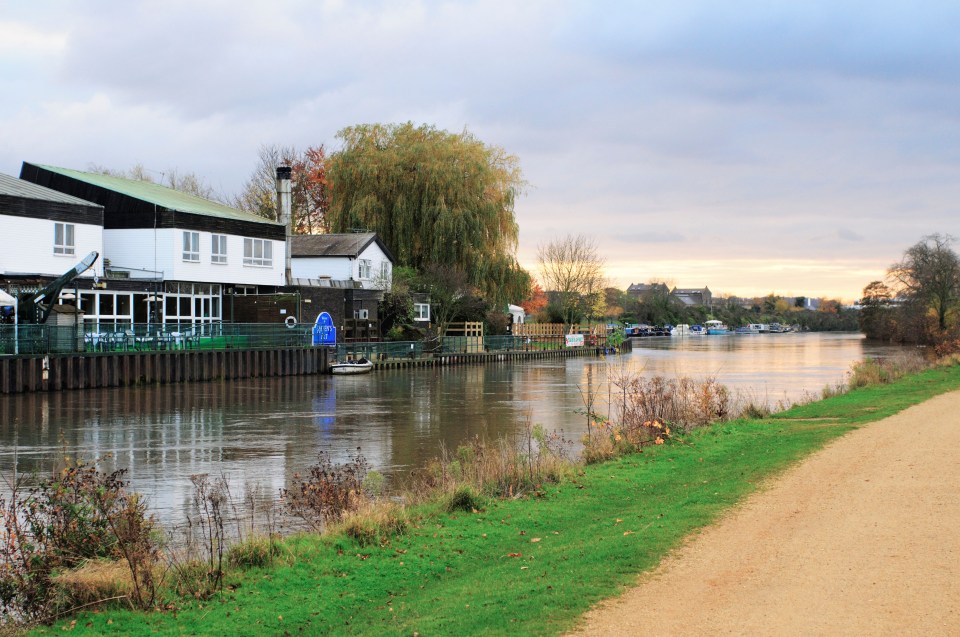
[
  {"x1": 231, "y1": 144, "x2": 299, "y2": 220},
  {"x1": 86, "y1": 163, "x2": 223, "y2": 201},
  {"x1": 888, "y1": 233, "x2": 960, "y2": 332},
  {"x1": 537, "y1": 234, "x2": 606, "y2": 325}
]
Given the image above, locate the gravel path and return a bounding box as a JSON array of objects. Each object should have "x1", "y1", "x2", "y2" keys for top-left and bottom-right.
[{"x1": 568, "y1": 390, "x2": 960, "y2": 636}]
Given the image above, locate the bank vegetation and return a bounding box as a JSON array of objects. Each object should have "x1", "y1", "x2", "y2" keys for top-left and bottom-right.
[{"x1": 2, "y1": 351, "x2": 953, "y2": 635}]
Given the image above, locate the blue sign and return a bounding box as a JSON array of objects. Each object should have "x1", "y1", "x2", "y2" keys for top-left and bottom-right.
[{"x1": 312, "y1": 311, "x2": 337, "y2": 346}]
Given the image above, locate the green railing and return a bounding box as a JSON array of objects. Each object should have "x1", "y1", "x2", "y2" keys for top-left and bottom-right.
[
  {"x1": 336, "y1": 341, "x2": 423, "y2": 361},
  {"x1": 0, "y1": 322, "x2": 316, "y2": 355}
]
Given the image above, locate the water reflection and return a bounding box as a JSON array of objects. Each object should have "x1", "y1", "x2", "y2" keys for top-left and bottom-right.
[{"x1": 0, "y1": 333, "x2": 902, "y2": 525}]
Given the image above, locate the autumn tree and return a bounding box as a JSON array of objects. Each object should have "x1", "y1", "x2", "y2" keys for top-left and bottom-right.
[
  {"x1": 520, "y1": 284, "x2": 548, "y2": 321},
  {"x1": 888, "y1": 233, "x2": 960, "y2": 332},
  {"x1": 326, "y1": 122, "x2": 530, "y2": 306},
  {"x1": 537, "y1": 234, "x2": 606, "y2": 325},
  {"x1": 233, "y1": 144, "x2": 330, "y2": 233}
]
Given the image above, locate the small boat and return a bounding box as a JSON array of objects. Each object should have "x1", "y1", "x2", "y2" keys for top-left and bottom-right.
[
  {"x1": 671, "y1": 324, "x2": 690, "y2": 336},
  {"x1": 689, "y1": 324, "x2": 706, "y2": 336},
  {"x1": 704, "y1": 320, "x2": 729, "y2": 335},
  {"x1": 331, "y1": 357, "x2": 374, "y2": 375}
]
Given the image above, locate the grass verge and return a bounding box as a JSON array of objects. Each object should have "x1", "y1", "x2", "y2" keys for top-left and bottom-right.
[{"x1": 30, "y1": 364, "x2": 960, "y2": 637}]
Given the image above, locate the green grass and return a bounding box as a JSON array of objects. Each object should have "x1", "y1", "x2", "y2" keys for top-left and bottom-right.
[{"x1": 31, "y1": 364, "x2": 960, "y2": 636}]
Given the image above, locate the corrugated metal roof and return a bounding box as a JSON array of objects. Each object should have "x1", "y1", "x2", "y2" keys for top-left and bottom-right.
[
  {"x1": 292, "y1": 233, "x2": 381, "y2": 258},
  {"x1": 32, "y1": 164, "x2": 282, "y2": 225},
  {"x1": 0, "y1": 172, "x2": 103, "y2": 208}
]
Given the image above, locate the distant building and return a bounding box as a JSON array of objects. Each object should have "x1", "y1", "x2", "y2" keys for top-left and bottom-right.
[
  {"x1": 671, "y1": 286, "x2": 712, "y2": 307},
  {"x1": 626, "y1": 282, "x2": 669, "y2": 301}
]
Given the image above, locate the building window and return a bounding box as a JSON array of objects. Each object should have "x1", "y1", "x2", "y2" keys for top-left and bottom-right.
[
  {"x1": 211, "y1": 234, "x2": 227, "y2": 264},
  {"x1": 243, "y1": 238, "x2": 273, "y2": 267},
  {"x1": 182, "y1": 231, "x2": 200, "y2": 262},
  {"x1": 380, "y1": 262, "x2": 390, "y2": 282},
  {"x1": 358, "y1": 259, "x2": 372, "y2": 280},
  {"x1": 54, "y1": 223, "x2": 75, "y2": 256},
  {"x1": 414, "y1": 303, "x2": 430, "y2": 322}
]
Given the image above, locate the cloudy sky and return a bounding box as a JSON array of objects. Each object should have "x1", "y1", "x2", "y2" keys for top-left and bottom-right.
[{"x1": 3, "y1": 1, "x2": 959, "y2": 300}]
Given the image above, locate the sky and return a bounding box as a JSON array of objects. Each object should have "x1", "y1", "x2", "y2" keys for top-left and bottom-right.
[{"x1": 2, "y1": 1, "x2": 959, "y2": 301}]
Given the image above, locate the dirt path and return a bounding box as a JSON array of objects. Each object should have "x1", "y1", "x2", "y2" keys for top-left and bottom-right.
[{"x1": 568, "y1": 390, "x2": 960, "y2": 636}]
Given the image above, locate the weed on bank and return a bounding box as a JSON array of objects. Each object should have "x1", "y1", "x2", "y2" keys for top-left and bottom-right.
[{"x1": 11, "y1": 361, "x2": 956, "y2": 636}]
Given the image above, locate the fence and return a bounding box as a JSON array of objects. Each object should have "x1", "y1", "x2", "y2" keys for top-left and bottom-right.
[
  {"x1": 336, "y1": 341, "x2": 424, "y2": 361},
  {"x1": 0, "y1": 322, "x2": 316, "y2": 356}
]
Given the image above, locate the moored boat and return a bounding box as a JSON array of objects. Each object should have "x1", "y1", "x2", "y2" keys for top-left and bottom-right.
[
  {"x1": 704, "y1": 319, "x2": 729, "y2": 335},
  {"x1": 331, "y1": 358, "x2": 374, "y2": 375}
]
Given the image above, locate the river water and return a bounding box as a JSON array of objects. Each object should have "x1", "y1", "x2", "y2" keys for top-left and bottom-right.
[{"x1": 0, "y1": 333, "x2": 904, "y2": 525}]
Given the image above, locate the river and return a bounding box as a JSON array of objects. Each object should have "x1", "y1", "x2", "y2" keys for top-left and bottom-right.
[{"x1": 0, "y1": 332, "x2": 905, "y2": 526}]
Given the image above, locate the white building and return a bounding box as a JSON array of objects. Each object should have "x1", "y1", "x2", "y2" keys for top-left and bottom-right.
[
  {"x1": 0, "y1": 172, "x2": 105, "y2": 282},
  {"x1": 291, "y1": 233, "x2": 394, "y2": 291},
  {"x1": 19, "y1": 162, "x2": 287, "y2": 327}
]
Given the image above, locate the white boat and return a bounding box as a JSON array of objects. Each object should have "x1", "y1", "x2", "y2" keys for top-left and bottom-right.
[
  {"x1": 331, "y1": 358, "x2": 374, "y2": 375},
  {"x1": 704, "y1": 320, "x2": 729, "y2": 335},
  {"x1": 671, "y1": 324, "x2": 690, "y2": 336}
]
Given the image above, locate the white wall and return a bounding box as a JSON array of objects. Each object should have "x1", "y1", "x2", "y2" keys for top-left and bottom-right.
[
  {"x1": 104, "y1": 228, "x2": 285, "y2": 286},
  {"x1": 292, "y1": 255, "x2": 352, "y2": 281},
  {"x1": 291, "y1": 242, "x2": 392, "y2": 290},
  {"x1": 0, "y1": 215, "x2": 103, "y2": 277}
]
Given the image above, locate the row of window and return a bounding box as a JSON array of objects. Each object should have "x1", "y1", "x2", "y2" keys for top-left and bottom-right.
[
  {"x1": 53, "y1": 223, "x2": 274, "y2": 269},
  {"x1": 182, "y1": 232, "x2": 272, "y2": 267}
]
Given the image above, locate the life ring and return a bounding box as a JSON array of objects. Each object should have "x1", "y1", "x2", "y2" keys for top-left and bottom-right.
[{"x1": 285, "y1": 316, "x2": 297, "y2": 328}]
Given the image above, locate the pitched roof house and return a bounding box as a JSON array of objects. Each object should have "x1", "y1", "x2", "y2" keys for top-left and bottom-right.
[
  {"x1": 671, "y1": 286, "x2": 713, "y2": 307},
  {"x1": 291, "y1": 233, "x2": 394, "y2": 291}
]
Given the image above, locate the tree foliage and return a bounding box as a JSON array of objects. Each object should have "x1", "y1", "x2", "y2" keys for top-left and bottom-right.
[
  {"x1": 537, "y1": 234, "x2": 606, "y2": 325},
  {"x1": 888, "y1": 233, "x2": 960, "y2": 332},
  {"x1": 326, "y1": 122, "x2": 529, "y2": 306}
]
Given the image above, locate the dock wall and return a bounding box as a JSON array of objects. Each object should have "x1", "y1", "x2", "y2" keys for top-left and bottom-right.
[
  {"x1": 0, "y1": 341, "x2": 631, "y2": 394},
  {"x1": 0, "y1": 347, "x2": 330, "y2": 395}
]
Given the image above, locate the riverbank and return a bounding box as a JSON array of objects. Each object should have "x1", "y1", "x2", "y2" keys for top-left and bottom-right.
[
  {"x1": 24, "y1": 361, "x2": 960, "y2": 636},
  {"x1": 569, "y1": 380, "x2": 960, "y2": 636}
]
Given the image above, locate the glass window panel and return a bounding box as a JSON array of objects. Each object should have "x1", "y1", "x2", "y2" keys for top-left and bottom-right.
[
  {"x1": 180, "y1": 296, "x2": 191, "y2": 317},
  {"x1": 99, "y1": 294, "x2": 114, "y2": 316},
  {"x1": 116, "y1": 294, "x2": 131, "y2": 316}
]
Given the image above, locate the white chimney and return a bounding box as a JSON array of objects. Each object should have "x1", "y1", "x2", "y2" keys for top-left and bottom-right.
[{"x1": 276, "y1": 166, "x2": 293, "y2": 286}]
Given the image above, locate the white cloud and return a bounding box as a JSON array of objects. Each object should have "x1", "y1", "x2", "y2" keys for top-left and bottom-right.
[{"x1": 2, "y1": 0, "x2": 959, "y2": 299}]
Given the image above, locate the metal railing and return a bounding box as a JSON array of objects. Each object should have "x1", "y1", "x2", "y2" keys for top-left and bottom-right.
[
  {"x1": 0, "y1": 322, "x2": 316, "y2": 355},
  {"x1": 336, "y1": 341, "x2": 423, "y2": 361}
]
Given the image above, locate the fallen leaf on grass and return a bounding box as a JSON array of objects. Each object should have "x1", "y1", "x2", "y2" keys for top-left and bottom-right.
[
  {"x1": 531, "y1": 538, "x2": 541, "y2": 543},
  {"x1": 623, "y1": 531, "x2": 634, "y2": 536},
  {"x1": 507, "y1": 552, "x2": 523, "y2": 558}
]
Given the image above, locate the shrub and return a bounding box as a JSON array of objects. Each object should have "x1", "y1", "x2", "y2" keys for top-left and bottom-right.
[
  {"x1": 446, "y1": 487, "x2": 482, "y2": 513},
  {"x1": 227, "y1": 536, "x2": 284, "y2": 569},
  {"x1": 336, "y1": 503, "x2": 408, "y2": 547},
  {"x1": 0, "y1": 460, "x2": 159, "y2": 623},
  {"x1": 849, "y1": 351, "x2": 928, "y2": 389},
  {"x1": 282, "y1": 450, "x2": 369, "y2": 532}
]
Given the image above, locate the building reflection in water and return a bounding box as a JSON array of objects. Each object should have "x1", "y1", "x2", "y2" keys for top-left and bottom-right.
[{"x1": 0, "y1": 333, "x2": 890, "y2": 527}]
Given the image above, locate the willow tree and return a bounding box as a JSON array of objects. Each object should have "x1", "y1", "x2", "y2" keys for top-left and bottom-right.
[{"x1": 327, "y1": 122, "x2": 529, "y2": 306}]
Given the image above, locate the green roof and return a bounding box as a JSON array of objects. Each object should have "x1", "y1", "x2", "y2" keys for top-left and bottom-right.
[
  {"x1": 0, "y1": 172, "x2": 102, "y2": 208},
  {"x1": 35, "y1": 164, "x2": 282, "y2": 226}
]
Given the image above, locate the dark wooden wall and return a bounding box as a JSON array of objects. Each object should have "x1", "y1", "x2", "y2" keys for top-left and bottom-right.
[{"x1": 0, "y1": 347, "x2": 330, "y2": 394}]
